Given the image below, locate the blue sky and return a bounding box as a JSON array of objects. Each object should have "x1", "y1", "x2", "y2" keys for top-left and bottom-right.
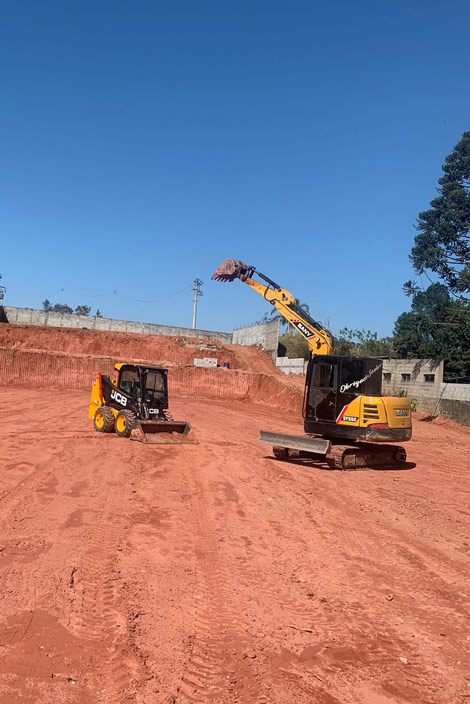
[{"x1": 1, "y1": 0, "x2": 469, "y2": 336}]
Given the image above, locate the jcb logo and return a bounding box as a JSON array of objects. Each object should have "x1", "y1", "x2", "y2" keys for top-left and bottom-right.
[{"x1": 111, "y1": 389, "x2": 127, "y2": 407}]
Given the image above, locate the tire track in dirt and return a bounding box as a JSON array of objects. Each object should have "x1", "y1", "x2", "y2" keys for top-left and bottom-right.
[
  {"x1": 67, "y1": 450, "x2": 151, "y2": 704},
  {"x1": 174, "y1": 447, "x2": 264, "y2": 704},
  {"x1": 0, "y1": 458, "x2": 58, "y2": 525}
]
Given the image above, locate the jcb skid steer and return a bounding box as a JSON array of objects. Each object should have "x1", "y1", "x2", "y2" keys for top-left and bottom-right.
[{"x1": 89, "y1": 363, "x2": 195, "y2": 444}]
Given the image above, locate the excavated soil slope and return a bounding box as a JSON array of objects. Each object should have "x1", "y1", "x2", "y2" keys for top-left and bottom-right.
[
  {"x1": 0, "y1": 324, "x2": 282, "y2": 373},
  {"x1": 0, "y1": 325, "x2": 469, "y2": 703},
  {"x1": 0, "y1": 324, "x2": 304, "y2": 413}
]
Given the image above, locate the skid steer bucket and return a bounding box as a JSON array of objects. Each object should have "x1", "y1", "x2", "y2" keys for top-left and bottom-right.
[
  {"x1": 211, "y1": 259, "x2": 253, "y2": 282},
  {"x1": 131, "y1": 420, "x2": 197, "y2": 445}
]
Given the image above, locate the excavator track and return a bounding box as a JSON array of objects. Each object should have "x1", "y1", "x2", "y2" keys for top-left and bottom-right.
[
  {"x1": 329, "y1": 443, "x2": 407, "y2": 470},
  {"x1": 260, "y1": 431, "x2": 406, "y2": 470}
]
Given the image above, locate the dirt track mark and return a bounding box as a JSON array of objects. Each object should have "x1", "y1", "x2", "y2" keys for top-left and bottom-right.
[
  {"x1": 68, "y1": 466, "x2": 151, "y2": 704},
  {"x1": 0, "y1": 464, "x2": 58, "y2": 525},
  {"x1": 175, "y1": 449, "x2": 263, "y2": 704}
]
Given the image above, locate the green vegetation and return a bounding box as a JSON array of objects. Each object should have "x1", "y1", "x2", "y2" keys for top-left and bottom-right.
[
  {"x1": 399, "y1": 131, "x2": 470, "y2": 377},
  {"x1": 406, "y1": 131, "x2": 470, "y2": 299},
  {"x1": 278, "y1": 334, "x2": 310, "y2": 360},
  {"x1": 394, "y1": 284, "x2": 470, "y2": 378},
  {"x1": 333, "y1": 328, "x2": 394, "y2": 357},
  {"x1": 42, "y1": 300, "x2": 102, "y2": 317}
]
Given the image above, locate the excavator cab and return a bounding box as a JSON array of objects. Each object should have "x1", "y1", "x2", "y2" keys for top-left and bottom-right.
[{"x1": 303, "y1": 355, "x2": 411, "y2": 443}]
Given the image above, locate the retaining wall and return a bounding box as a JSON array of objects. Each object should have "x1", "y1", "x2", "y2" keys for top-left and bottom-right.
[{"x1": 440, "y1": 399, "x2": 470, "y2": 426}]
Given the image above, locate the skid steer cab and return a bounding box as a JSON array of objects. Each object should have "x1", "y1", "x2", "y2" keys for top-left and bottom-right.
[{"x1": 89, "y1": 363, "x2": 194, "y2": 444}]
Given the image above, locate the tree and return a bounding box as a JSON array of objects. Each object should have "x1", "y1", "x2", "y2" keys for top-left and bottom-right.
[
  {"x1": 52, "y1": 303, "x2": 73, "y2": 314},
  {"x1": 42, "y1": 299, "x2": 93, "y2": 315},
  {"x1": 95, "y1": 309, "x2": 103, "y2": 318},
  {"x1": 278, "y1": 334, "x2": 310, "y2": 360},
  {"x1": 335, "y1": 328, "x2": 394, "y2": 357},
  {"x1": 393, "y1": 283, "x2": 470, "y2": 377},
  {"x1": 407, "y1": 132, "x2": 470, "y2": 298}
]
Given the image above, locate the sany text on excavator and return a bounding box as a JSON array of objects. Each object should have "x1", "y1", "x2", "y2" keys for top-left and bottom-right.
[
  {"x1": 212, "y1": 259, "x2": 411, "y2": 469},
  {"x1": 89, "y1": 363, "x2": 195, "y2": 444}
]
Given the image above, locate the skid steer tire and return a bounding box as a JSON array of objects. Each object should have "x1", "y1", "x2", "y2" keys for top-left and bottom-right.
[
  {"x1": 115, "y1": 411, "x2": 136, "y2": 438},
  {"x1": 94, "y1": 406, "x2": 115, "y2": 433}
]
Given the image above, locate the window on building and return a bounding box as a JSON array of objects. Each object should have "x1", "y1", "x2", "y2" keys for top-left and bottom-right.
[
  {"x1": 401, "y1": 373, "x2": 411, "y2": 381},
  {"x1": 424, "y1": 374, "x2": 435, "y2": 383},
  {"x1": 383, "y1": 372, "x2": 391, "y2": 381}
]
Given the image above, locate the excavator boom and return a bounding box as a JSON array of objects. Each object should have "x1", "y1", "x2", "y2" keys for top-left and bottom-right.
[{"x1": 212, "y1": 259, "x2": 333, "y2": 356}]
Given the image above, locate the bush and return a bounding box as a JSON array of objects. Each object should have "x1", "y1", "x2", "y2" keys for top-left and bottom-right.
[{"x1": 277, "y1": 334, "x2": 310, "y2": 360}]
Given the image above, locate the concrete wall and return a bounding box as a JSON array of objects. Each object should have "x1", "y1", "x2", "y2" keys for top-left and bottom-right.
[
  {"x1": 232, "y1": 319, "x2": 280, "y2": 359},
  {"x1": 2, "y1": 306, "x2": 233, "y2": 344},
  {"x1": 381, "y1": 358, "x2": 470, "y2": 423},
  {"x1": 382, "y1": 358, "x2": 444, "y2": 399},
  {"x1": 276, "y1": 357, "x2": 308, "y2": 375},
  {"x1": 440, "y1": 399, "x2": 470, "y2": 426},
  {"x1": 439, "y1": 382, "x2": 470, "y2": 402}
]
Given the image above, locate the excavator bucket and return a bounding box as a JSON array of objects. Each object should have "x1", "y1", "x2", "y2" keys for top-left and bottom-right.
[
  {"x1": 130, "y1": 420, "x2": 197, "y2": 445},
  {"x1": 211, "y1": 259, "x2": 252, "y2": 282}
]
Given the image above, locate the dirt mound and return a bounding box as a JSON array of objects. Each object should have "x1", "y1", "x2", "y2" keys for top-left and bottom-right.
[
  {"x1": 416, "y1": 412, "x2": 465, "y2": 430},
  {"x1": 0, "y1": 323, "x2": 281, "y2": 375}
]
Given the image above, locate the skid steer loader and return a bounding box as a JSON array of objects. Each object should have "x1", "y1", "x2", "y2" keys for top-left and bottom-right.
[{"x1": 89, "y1": 363, "x2": 195, "y2": 444}]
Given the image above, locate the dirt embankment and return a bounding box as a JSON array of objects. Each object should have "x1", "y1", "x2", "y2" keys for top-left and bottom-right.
[
  {"x1": 0, "y1": 324, "x2": 304, "y2": 413},
  {"x1": 0, "y1": 324, "x2": 281, "y2": 373}
]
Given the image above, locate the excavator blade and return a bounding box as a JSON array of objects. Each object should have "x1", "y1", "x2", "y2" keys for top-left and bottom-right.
[
  {"x1": 258, "y1": 430, "x2": 331, "y2": 456},
  {"x1": 211, "y1": 259, "x2": 253, "y2": 282},
  {"x1": 130, "y1": 420, "x2": 197, "y2": 444}
]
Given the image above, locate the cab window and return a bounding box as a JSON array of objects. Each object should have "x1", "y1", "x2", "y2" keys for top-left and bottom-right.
[
  {"x1": 145, "y1": 371, "x2": 165, "y2": 392},
  {"x1": 119, "y1": 368, "x2": 140, "y2": 397},
  {"x1": 313, "y1": 363, "x2": 336, "y2": 389}
]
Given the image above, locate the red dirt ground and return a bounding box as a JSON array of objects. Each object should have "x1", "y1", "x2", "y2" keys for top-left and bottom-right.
[
  {"x1": 0, "y1": 325, "x2": 469, "y2": 702},
  {"x1": 0, "y1": 381, "x2": 469, "y2": 703}
]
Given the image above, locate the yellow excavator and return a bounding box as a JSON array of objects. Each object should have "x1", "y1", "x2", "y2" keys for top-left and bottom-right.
[{"x1": 212, "y1": 259, "x2": 411, "y2": 469}]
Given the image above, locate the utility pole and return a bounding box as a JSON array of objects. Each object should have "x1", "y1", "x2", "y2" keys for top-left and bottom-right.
[{"x1": 192, "y1": 278, "x2": 203, "y2": 329}]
